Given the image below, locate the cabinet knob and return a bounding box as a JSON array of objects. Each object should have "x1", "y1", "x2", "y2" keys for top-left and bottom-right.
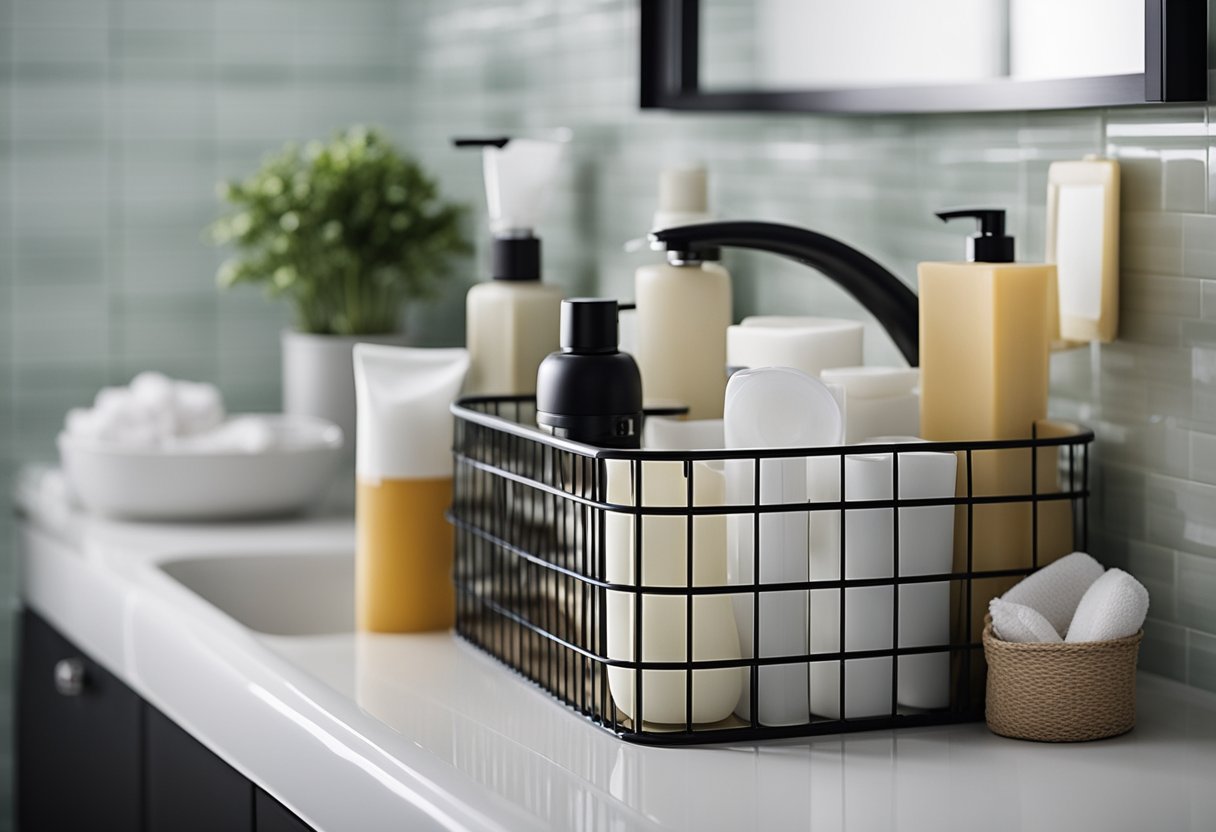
[{"x1": 54, "y1": 658, "x2": 86, "y2": 697}]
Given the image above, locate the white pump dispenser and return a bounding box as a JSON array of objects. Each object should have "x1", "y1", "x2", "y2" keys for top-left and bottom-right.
[{"x1": 456, "y1": 132, "x2": 569, "y2": 396}]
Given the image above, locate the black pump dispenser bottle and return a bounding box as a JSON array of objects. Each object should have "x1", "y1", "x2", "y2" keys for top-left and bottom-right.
[{"x1": 536, "y1": 299, "x2": 643, "y2": 449}]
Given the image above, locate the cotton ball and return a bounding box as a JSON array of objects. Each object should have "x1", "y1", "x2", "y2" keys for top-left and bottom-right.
[
  {"x1": 65, "y1": 408, "x2": 96, "y2": 438},
  {"x1": 174, "y1": 381, "x2": 225, "y2": 435},
  {"x1": 130, "y1": 372, "x2": 174, "y2": 411},
  {"x1": 225, "y1": 417, "x2": 274, "y2": 453},
  {"x1": 93, "y1": 386, "x2": 131, "y2": 417},
  {"x1": 111, "y1": 421, "x2": 159, "y2": 449}
]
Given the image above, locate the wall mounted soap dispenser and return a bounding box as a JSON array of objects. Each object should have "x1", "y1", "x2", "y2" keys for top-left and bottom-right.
[{"x1": 455, "y1": 135, "x2": 567, "y2": 396}]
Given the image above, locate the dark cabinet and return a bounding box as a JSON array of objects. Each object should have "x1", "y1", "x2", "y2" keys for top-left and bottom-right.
[
  {"x1": 146, "y1": 705, "x2": 254, "y2": 832},
  {"x1": 16, "y1": 609, "x2": 316, "y2": 832},
  {"x1": 257, "y1": 788, "x2": 315, "y2": 832},
  {"x1": 16, "y1": 609, "x2": 143, "y2": 832}
]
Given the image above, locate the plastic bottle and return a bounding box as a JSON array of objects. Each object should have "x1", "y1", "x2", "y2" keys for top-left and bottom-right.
[
  {"x1": 457, "y1": 135, "x2": 567, "y2": 396},
  {"x1": 634, "y1": 167, "x2": 732, "y2": 418}
]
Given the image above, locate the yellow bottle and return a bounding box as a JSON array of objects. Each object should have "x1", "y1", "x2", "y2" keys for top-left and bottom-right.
[
  {"x1": 918, "y1": 209, "x2": 1069, "y2": 655},
  {"x1": 353, "y1": 344, "x2": 470, "y2": 633}
]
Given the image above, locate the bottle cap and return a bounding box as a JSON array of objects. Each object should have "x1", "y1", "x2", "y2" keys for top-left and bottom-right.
[
  {"x1": 561, "y1": 298, "x2": 618, "y2": 354},
  {"x1": 936, "y1": 208, "x2": 1015, "y2": 263},
  {"x1": 490, "y1": 236, "x2": 541, "y2": 281},
  {"x1": 653, "y1": 165, "x2": 712, "y2": 231}
]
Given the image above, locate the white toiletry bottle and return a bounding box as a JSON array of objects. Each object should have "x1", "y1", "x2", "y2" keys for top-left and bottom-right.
[
  {"x1": 604, "y1": 418, "x2": 743, "y2": 726},
  {"x1": 634, "y1": 166, "x2": 732, "y2": 418},
  {"x1": 725, "y1": 367, "x2": 842, "y2": 726},
  {"x1": 807, "y1": 444, "x2": 956, "y2": 718},
  {"x1": 457, "y1": 135, "x2": 567, "y2": 396},
  {"x1": 819, "y1": 366, "x2": 920, "y2": 443}
]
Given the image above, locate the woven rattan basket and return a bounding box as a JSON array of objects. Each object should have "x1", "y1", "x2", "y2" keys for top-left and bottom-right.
[{"x1": 983, "y1": 615, "x2": 1142, "y2": 742}]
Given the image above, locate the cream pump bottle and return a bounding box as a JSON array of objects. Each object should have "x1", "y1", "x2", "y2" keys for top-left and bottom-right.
[
  {"x1": 457, "y1": 135, "x2": 566, "y2": 396},
  {"x1": 917, "y1": 208, "x2": 1067, "y2": 669},
  {"x1": 634, "y1": 167, "x2": 732, "y2": 418}
]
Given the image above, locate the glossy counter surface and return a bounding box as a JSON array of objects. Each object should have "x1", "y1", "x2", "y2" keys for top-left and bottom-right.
[{"x1": 15, "y1": 468, "x2": 1216, "y2": 831}]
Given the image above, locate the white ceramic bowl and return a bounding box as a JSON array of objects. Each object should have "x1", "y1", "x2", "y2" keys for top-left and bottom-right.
[{"x1": 58, "y1": 415, "x2": 344, "y2": 521}]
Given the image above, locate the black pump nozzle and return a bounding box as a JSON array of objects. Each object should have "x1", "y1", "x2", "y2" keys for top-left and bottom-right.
[
  {"x1": 452, "y1": 136, "x2": 511, "y2": 148},
  {"x1": 935, "y1": 208, "x2": 1015, "y2": 263}
]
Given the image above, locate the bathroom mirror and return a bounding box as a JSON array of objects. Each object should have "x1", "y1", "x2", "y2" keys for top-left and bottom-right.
[{"x1": 641, "y1": 0, "x2": 1207, "y2": 114}]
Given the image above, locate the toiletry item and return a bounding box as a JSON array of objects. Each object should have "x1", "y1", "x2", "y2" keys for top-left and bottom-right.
[
  {"x1": 353, "y1": 345, "x2": 469, "y2": 632},
  {"x1": 642, "y1": 416, "x2": 724, "y2": 450},
  {"x1": 808, "y1": 446, "x2": 956, "y2": 717},
  {"x1": 1002, "y1": 551, "x2": 1103, "y2": 636},
  {"x1": 820, "y1": 366, "x2": 920, "y2": 443},
  {"x1": 1046, "y1": 157, "x2": 1120, "y2": 346},
  {"x1": 537, "y1": 299, "x2": 642, "y2": 449},
  {"x1": 456, "y1": 135, "x2": 566, "y2": 395},
  {"x1": 988, "y1": 598, "x2": 1062, "y2": 644},
  {"x1": 726, "y1": 316, "x2": 864, "y2": 378},
  {"x1": 917, "y1": 209, "x2": 1062, "y2": 651},
  {"x1": 1066, "y1": 569, "x2": 1149, "y2": 643},
  {"x1": 634, "y1": 167, "x2": 732, "y2": 418},
  {"x1": 919, "y1": 208, "x2": 1054, "y2": 444},
  {"x1": 605, "y1": 419, "x2": 742, "y2": 725},
  {"x1": 725, "y1": 367, "x2": 842, "y2": 725}
]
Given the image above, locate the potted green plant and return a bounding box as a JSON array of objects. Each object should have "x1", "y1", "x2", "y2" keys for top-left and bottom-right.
[{"x1": 210, "y1": 125, "x2": 470, "y2": 449}]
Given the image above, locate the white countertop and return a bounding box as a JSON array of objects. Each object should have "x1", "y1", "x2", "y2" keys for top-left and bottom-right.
[{"x1": 15, "y1": 466, "x2": 1216, "y2": 832}]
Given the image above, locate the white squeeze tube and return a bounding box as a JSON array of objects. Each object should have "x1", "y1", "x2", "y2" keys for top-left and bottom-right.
[
  {"x1": 353, "y1": 344, "x2": 469, "y2": 633},
  {"x1": 605, "y1": 418, "x2": 743, "y2": 726},
  {"x1": 808, "y1": 439, "x2": 956, "y2": 718},
  {"x1": 725, "y1": 368, "x2": 843, "y2": 725}
]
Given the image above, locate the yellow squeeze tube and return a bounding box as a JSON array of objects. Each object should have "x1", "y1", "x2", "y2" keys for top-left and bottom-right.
[{"x1": 353, "y1": 344, "x2": 469, "y2": 633}]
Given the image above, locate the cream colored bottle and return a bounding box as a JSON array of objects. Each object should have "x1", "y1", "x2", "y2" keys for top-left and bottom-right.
[
  {"x1": 465, "y1": 273, "x2": 563, "y2": 395},
  {"x1": 635, "y1": 166, "x2": 732, "y2": 418},
  {"x1": 918, "y1": 210, "x2": 1066, "y2": 695},
  {"x1": 458, "y1": 134, "x2": 568, "y2": 395}
]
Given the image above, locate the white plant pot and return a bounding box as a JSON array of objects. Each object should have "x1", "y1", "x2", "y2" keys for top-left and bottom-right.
[{"x1": 281, "y1": 330, "x2": 410, "y2": 458}]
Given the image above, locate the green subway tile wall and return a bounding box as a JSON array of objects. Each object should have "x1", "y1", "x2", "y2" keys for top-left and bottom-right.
[{"x1": 2, "y1": 1, "x2": 1216, "y2": 823}]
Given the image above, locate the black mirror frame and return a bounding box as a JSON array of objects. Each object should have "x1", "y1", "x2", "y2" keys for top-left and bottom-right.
[{"x1": 640, "y1": 0, "x2": 1207, "y2": 114}]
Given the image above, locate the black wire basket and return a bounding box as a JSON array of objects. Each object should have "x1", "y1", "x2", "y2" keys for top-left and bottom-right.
[{"x1": 449, "y1": 395, "x2": 1092, "y2": 745}]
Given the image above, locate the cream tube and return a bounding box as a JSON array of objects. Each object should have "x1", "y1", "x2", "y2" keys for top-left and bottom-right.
[{"x1": 353, "y1": 344, "x2": 469, "y2": 633}]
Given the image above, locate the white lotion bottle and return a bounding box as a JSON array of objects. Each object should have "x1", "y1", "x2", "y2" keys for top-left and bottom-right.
[
  {"x1": 460, "y1": 135, "x2": 567, "y2": 395},
  {"x1": 725, "y1": 367, "x2": 843, "y2": 725},
  {"x1": 605, "y1": 420, "x2": 742, "y2": 726},
  {"x1": 634, "y1": 166, "x2": 732, "y2": 418}
]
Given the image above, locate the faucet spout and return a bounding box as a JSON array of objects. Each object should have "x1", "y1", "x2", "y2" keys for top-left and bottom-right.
[{"x1": 650, "y1": 221, "x2": 919, "y2": 366}]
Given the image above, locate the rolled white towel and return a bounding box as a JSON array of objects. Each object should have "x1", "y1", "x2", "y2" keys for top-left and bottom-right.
[
  {"x1": 1002, "y1": 551, "x2": 1103, "y2": 636},
  {"x1": 1065, "y1": 568, "x2": 1149, "y2": 642},
  {"x1": 989, "y1": 598, "x2": 1063, "y2": 643}
]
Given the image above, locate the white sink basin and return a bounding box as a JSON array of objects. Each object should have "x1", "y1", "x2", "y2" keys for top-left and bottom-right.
[{"x1": 160, "y1": 553, "x2": 354, "y2": 636}]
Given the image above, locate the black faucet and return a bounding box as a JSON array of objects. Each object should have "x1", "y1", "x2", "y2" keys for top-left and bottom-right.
[{"x1": 649, "y1": 221, "x2": 920, "y2": 366}]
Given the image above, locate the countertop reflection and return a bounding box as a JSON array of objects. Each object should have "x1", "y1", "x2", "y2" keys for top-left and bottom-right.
[{"x1": 263, "y1": 630, "x2": 1216, "y2": 831}]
